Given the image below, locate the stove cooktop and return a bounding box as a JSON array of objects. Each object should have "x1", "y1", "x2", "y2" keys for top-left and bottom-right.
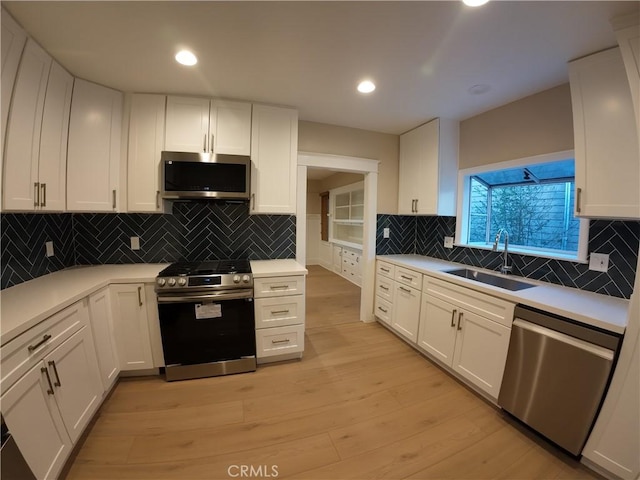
[{"x1": 159, "y1": 259, "x2": 251, "y2": 277}]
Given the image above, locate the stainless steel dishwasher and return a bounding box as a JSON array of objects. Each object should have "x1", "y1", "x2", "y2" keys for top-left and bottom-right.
[{"x1": 498, "y1": 305, "x2": 621, "y2": 456}]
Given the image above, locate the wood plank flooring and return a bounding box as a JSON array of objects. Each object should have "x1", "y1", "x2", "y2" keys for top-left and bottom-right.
[{"x1": 65, "y1": 265, "x2": 599, "y2": 480}]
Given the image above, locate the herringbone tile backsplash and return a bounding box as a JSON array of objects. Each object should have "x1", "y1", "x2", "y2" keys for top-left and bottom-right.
[
  {"x1": 377, "y1": 214, "x2": 639, "y2": 299},
  {"x1": 2, "y1": 202, "x2": 295, "y2": 289}
]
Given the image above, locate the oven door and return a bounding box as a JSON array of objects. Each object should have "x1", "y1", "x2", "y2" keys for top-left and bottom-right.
[{"x1": 157, "y1": 290, "x2": 256, "y2": 368}]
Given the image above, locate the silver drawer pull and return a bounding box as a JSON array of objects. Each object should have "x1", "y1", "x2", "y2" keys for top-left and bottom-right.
[
  {"x1": 271, "y1": 309, "x2": 290, "y2": 315},
  {"x1": 380, "y1": 268, "x2": 390, "y2": 272},
  {"x1": 42, "y1": 367, "x2": 54, "y2": 395},
  {"x1": 378, "y1": 306, "x2": 388, "y2": 313},
  {"x1": 450, "y1": 309, "x2": 457, "y2": 328},
  {"x1": 272, "y1": 338, "x2": 291, "y2": 344},
  {"x1": 269, "y1": 285, "x2": 289, "y2": 290},
  {"x1": 28, "y1": 334, "x2": 52, "y2": 352},
  {"x1": 400, "y1": 275, "x2": 413, "y2": 281},
  {"x1": 379, "y1": 285, "x2": 389, "y2": 291},
  {"x1": 399, "y1": 286, "x2": 411, "y2": 294},
  {"x1": 457, "y1": 312, "x2": 464, "y2": 331},
  {"x1": 48, "y1": 360, "x2": 61, "y2": 387}
]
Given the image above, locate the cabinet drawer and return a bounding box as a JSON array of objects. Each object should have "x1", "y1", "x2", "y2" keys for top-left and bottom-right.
[
  {"x1": 376, "y1": 261, "x2": 395, "y2": 279},
  {"x1": 374, "y1": 296, "x2": 393, "y2": 325},
  {"x1": 253, "y1": 276, "x2": 305, "y2": 298},
  {"x1": 425, "y1": 276, "x2": 515, "y2": 328},
  {"x1": 343, "y1": 250, "x2": 360, "y2": 261},
  {"x1": 376, "y1": 275, "x2": 394, "y2": 302},
  {"x1": 255, "y1": 296, "x2": 305, "y2": 329},
  {"x1": 1, "y1": 300, "x2": 87, "y2": 392},
  {"x1": 256, "y1": 324, "x2": 304, "y2": 358},
  {"x1": 396, "y1": 267, "x2": 423, "y2": 290}
]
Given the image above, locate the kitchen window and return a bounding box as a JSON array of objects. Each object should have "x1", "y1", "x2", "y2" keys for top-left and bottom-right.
[{"x1": 455, "y1": 153, "x2": 589, "y2": 262}]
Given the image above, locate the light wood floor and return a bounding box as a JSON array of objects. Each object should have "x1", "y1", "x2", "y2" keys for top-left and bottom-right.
[{"x1": 65, "y1": 265, "x2": 599, "y2": 480}]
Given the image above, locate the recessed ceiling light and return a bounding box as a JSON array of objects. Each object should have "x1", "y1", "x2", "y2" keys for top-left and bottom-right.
[
  {"x1": 175, "y1": 50, "x2": 197, "y2": 66},
  {"x1": 463, "y1": 0, "x2": 490, "y2": 6},
  {"x1": 357, "y1": 80, "x2": 376, "y2": 94}
]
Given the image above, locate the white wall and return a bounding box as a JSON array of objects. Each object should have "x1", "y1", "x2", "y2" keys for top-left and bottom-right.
[{"x1": 305, "y1": 214, "x2": 321, "y2": 266}]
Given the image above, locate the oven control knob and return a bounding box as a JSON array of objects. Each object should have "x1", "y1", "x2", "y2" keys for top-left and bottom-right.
[
  {"x1": 157, "y1": 278, "x2": 166, "y2": 287},
  {"x1": 178, "y1": 277, "x2": 187, "y2": 286},
  {"x1": 168, "y1": 278, "x2": 176, "y2": 287},
  {"x1": 233, "y1": 275, "x2": 241, "y2": 284},
  {"x1": 242, "y1": 275, "x2": 250, "y2": 284}
]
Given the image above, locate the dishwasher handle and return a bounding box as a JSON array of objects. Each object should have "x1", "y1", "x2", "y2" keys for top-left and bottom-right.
[{"x1": 513, "y1": 318, "x2": 614, "y2": 361}]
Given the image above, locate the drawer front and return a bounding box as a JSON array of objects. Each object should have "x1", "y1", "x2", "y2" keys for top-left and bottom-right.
[
  {"x1": 396, "y1": 267, "x2": 423, "y2": 290},
  {"x1": 256, "y1": 324, "x2": 305, "y2": 358},
  {"x1": 374, "y1": 296, "x2": 393, "y2": 325},
  {"x1": 425, "y1": 276, "x2": 515, "y2": 328},
  {"x1": 376, "y1": 261, "x2": 395, "y2": 279},
  {"x1": 253, "y1": 276, "x2": 305, "y2": 299},
  {"x1": 376, "y1": 275, "x2": 394, "y2": 302},
  {"x1": 343, "y1": 250, "x2": 361, "y2": 261},
  {"x1": 255, "y1": 296, "x2": 305, "y2": 329},
  {"x1": 1, "y1": 300, "x2": 87, "y2": 392}
]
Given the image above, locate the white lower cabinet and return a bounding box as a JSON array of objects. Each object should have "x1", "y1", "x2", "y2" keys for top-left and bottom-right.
[
  {"x1": 110, "y1": 284, "x2": 154, "y2": 371},
  {"x1": 1, "y1": 300, "x2": 102, "y2": 480},
  {"x1": 254, "y1": 275, "x2": 305, "y2": 363},
  {"x1": 392, "y1": 282, "x2": 421, "y2": 343},
  {"x1": 88, "y1": 287, "x2": 120, "y2": 391}
]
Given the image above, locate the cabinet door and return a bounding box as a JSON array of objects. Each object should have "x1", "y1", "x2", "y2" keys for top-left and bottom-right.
[
  {"x1": 67, "y1": 79, "x2": 122, "y2": 212},
  {"x1": 570, "y1": 47, "x2": 640, "y2": 219},
  {"x1": 332, "y1": 245, "x2": 342, "y2": 273},
  {"x1": 45, "y1": 326, "x2": 102, "y2": 443},
  {"x1": 110, "y1": 284, "x2": 154, "y2": 370},
  {"x1": 88, "y1": 287, "x2": 120, "y2": 390},
  {"x1": 615, "y1": 22, "x2": 640, "y2": 130},
  {"x1": 417, "y1": 294, "x2": 457, "y2": 365},
  {"x1": 398, "y1": 125, "x2": 422, "y2": 215},
  {"x1": 3, "y1": 39, "x2": 51, "y2": 211},
  {"x1": 451, "y1": 309, "x2": 511, "y2": 399},
  {"x1": 250, "y1": 104, "x2": 298, "y2": 214},
  {"x1": 210, "y1": 99, "x2": 251, "y2": 155},
  {"x1": 1, "y1": 362, "x2": 72, "y2": 480},
  {"x1": 1, "y1": 9, "x2": 27, "y2": 155},
  {"x1": 392, "y1": 283, "x2": 421, "y2": 343},
  {"x1": 38, "y1": 61, "x2": 73, "y2": 212},
  {"x1": 127, "y1": 94, "x2": 166, "y2": 212},
  {"x1": 165, "y1": 96, "x2": 209, "y2": 153}
]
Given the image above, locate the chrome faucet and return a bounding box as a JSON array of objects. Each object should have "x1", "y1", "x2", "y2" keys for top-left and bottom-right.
[{"x1": 492, "y1": 229, "x2": 512, "y2": 274}]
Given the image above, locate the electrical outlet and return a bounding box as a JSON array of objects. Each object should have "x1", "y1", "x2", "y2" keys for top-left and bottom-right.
[
  {"x1": 130, "y1": 236, "x2": 140, "y2": 250},
  {"x1": 443, "y1": 236, "x2": 454, "y2": 249},
  {"x1": 589, "y1": 252, "x2": 609, "y2": 272},
  {"x1": 45, "y1": 241, "x2": 54, "y2": 257},
  {"x1": 383, "y1": 228, "x2": 390, "y2": 239}
]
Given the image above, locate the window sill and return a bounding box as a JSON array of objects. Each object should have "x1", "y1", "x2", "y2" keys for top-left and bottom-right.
[{"x1": 456, "y1": 243, "x2": 588, "y2": 264}]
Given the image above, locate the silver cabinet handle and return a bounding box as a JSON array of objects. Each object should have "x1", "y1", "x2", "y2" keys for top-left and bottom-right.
[
  {"x1": 415, "y1": 199, "x2": 418, "y2": 213},
  {"x1": 251, "y1": 193, "x2": 255, "y2": 211},
  {"x1": 40, "y1": 183, "x2": 46, "y2": 207},
  {"x1": 28, "y1": 334, "x2": 52, "y2": 352},
  {"x1": 48, "y1": 360, "x2": 61, "y2": 387},
  {"x1": 42, "y1": 367, "x2": 54, "y2": 395},
  {"x1": 272, "y1": 338, "x2": 291, "y2": 344},
  {"x1": 457, "y1": 312, "x2": 463, "y2": 331},
  {"x1": 380, "y1": 267, "x2": 390, "y2": 273},
  {"x1": 211, "y1": 134, "x2": 214, "y2": 153},
  {"x1": 156, "y1": 190, "x2": 160, "y2": 209},
  {"x1": 576, "y1": 187, "x2": 582, "y2": 213},
  {"x1": 400, "y1": 275, "x2": 413, "y2": 281},
  {"x1": 270, "y1": 285, "x2": 289, "y2": 290},
  {"x1": 34, "y1": 182, "x2": 40, "y2": 207},
  {"x1": 112, "y1": 189, "x2": 116, "y2": 209},
  {"x1": 137, "y1": 286, "x2": 143, "y2": 306},
  {"x1": 377, "y1": 306, "x2": 388, "y2": 313},
  {"x1": 203, "y1": 134, "x2": 207, "y2": 152},
  {"x1": 450, "y1": 309, "x2": 457, "y2": 328},
  {"x1": 379, "y1": 285, "x2": 389, "y2": 291},
  {"x1": 411, "y1": 199, "x2": 415, "y2": 213},
  {"x1": 399, "y1": 286, "x2": 411, "y2": 294},
  {"x1": 271, "y1": 309, "x2": 290, "y2": 315}
]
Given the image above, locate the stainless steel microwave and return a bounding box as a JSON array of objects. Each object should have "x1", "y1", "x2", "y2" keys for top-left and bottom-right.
[{"x1": 161, "y1": 151, "x2": 251, "y2": 200}]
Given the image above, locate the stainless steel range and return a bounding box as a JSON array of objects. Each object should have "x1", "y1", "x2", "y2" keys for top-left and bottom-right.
[{"x1": 155, "y1": 259, "x2": 256, "y2": 381}]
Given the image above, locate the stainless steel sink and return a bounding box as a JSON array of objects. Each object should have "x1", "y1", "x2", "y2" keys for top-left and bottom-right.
[{"x1": 443, "y1": 268, "x2": 537, "y2": 291}]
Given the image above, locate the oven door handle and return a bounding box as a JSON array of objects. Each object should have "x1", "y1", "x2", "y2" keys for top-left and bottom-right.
[{"x1": 157, "y1": 290, "x2": 253, "y2": 303}]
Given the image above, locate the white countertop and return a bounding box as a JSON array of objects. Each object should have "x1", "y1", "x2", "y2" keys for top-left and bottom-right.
[
  {"x1": 0, "y1": 264, "x2": 169, "y2": 346},
  {"x1": 250, "y1": 259, "x2": 308, "y2": 278},
  {"x1": 378, "y1": 254, "x2": 629, "y2": 334}
]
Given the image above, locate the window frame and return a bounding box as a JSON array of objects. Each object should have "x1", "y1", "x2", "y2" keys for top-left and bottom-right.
[{"x1": 454, "y1": 150, "x2": 589, "y2": 263}]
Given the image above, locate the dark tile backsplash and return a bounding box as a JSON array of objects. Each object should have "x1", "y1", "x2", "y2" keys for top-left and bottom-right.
[
  {"x1": 1, "y1": 202, "x2": 295, "y2": 290},
  {"x1": 377, "y1": 214, "x2": 639, "y2": 299}
]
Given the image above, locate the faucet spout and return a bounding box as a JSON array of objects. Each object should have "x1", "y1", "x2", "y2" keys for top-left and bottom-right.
[{"x1": 493, "y1": 228, "x2": 512, "y2": 274}]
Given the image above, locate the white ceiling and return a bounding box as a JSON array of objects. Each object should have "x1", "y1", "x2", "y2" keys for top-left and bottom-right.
[{"x1": 4, "y1": 1, "x2": 638, "y2": 134}]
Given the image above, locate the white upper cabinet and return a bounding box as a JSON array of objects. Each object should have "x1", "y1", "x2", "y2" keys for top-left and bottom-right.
[
  {"x1": 398, "y1": 118, "x2": 458, "y2": 216},
  {"x1": 67, "y1": 79, "x2": 123, "y2": 212},
  {"x1": 127, "y1": 94, "x2": 166, "y2": 213},
  {"x1": 1, "y1": 9, "x2": 27, "y2": 156},
  {"x1": 569, "y1": 47, "x2": 640, "y2": 219},
  {"x1": 250, "y1": 104, "x2": 298, "y2": 214},
  {"x1": 3, "y1": 39, "x2": 66, "y2": 212},
  {"x1": 612, "y1": 13, "x2": 640, "y2": 131},
  {"x1": 165, "y1": 96, "x2": 251, "y2": 155}
]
